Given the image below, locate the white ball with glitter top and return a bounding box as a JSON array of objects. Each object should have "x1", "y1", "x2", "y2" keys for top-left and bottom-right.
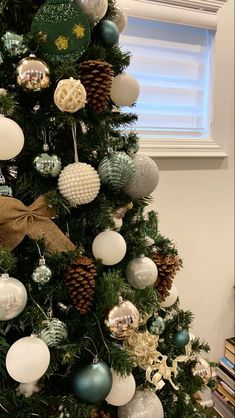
[{"x1": 58, "y1": 162, "x2": 100, "y2": 206}]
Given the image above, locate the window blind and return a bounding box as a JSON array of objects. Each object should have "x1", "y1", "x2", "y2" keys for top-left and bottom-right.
[
  {"x1": 119, "y1": 17, "x2": 213, "y2": 139},
  {"x1": 149, "y1": 1, "x2": 227, "y2": 13}
]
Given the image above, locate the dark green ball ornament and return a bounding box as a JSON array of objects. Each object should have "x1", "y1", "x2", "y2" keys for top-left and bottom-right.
[
  {"x1": 147, "y1": 313, "x2": 165, "y2": 336},
  {"x1": 98, "y1": 151, "x2": 135, "y2": 190},
  {"x1": 94, "y1": 20, "x2": 119, "y2": 48},
  {"x1": 71, "y1": 359, "x2": 112, "y2": 403},
  {"x1": 31, "y1": 0, "x2": 90, "y2": 63},
  {"x1": 174, "y1": 329, "x2": 190, "y2": 347}
]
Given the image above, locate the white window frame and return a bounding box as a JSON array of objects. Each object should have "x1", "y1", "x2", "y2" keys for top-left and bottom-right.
[{"x1": 118, "y1": 0, "x2": 228, "y2": 158}]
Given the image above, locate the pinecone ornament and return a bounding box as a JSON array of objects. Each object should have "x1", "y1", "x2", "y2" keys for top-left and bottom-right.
[
  {"x1": 64, "y1": 256, "x2": 96, "y2": 315},
  {"x1": 91, "y1": 410, "x2": 111, "y2": 418},
  {"x1": 79, "y1": 60, "x2": 114, "y2": 112},
  {"x1": 152, "y1": 251, "x2": 181, "y2": 299}
]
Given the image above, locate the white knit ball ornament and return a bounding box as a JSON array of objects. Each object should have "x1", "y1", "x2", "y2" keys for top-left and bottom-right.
[
  {"x1": 54, "y1": 78, "x2": 86, "y2": 113},
  {"x1": 58, "y1": 163, "x2": 100, "y2": 206}
]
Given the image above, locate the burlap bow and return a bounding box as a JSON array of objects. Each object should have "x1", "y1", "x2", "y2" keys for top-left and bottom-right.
[{"x1": 0, "y1": 195, "x2": 76, "y2": 253}]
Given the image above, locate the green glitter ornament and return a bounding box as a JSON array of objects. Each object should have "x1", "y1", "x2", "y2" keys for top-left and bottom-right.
[
  {"x1": 98, "y1": 151, "x2": 135, "y2": 190},
  {"x1": 31, "y1": 0, "x2": 90, "y2": 63}
]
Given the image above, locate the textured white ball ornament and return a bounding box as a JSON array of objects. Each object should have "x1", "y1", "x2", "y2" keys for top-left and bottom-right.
[
  {"x1": 6, "y1": 336, "x2": 50, "y2": 383},
  {"x1": 92, "y1": 230, "x2": 126, "y2": 265},
  {"x1": 160, "y1": 284, "x2": 178, "y2": 308},
  {"x1": 54, "y1": 78, "x2": 86, "y2": 113},
  {"x1": 0, "y1": 273, "x2": 27, "y2": 321},
  {"x1": 126, "y1": 255, "x2": 158, "y2": 289},
  {"x1": 58, "y1": 162, "x2": 100, "y2": 206},
  {"x1": 105, "y1": 369, "x2": 136, "y2": 406},
  {"x1": 0, "y1": 115, "x2": 24, "y2": 160},
  {"x1": 110, "y1": 73, "x2": 140, "y2": 107},
  {"x1": 124, "y1": 154, "x2": 159, "y2": 199},
  {"x1": 118, "y1": 389, "x2": 164, "y2": 418}
]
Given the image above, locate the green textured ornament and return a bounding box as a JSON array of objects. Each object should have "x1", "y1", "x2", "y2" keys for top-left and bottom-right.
[
  {"x1": 31, "y1": 0, "x2": 90, "y2": 63},
  {"x1": 39, "y1": 318, "x2": 68, "y2": 347},
  {"x1": 98, "y1": 151, "x2": 135, "y2": 190}
]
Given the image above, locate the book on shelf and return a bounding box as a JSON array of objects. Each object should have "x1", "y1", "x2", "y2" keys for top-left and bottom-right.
[
  {"x1": 225, "y1": 337, "x2": 235, "y2": 355},
  {"x1": 217, "y1": 366, "x2": 235, "y2": 391},
  {"x1": 216, "y1": 382, "x2": 235, "y2": 408},
  {"x1": 212, "y1": 390, "x2": 235, "y2": 418},
  {"x1": 225, "y1": 347, "x2": 235, "y2": 365},
  {"x1": 219, "y1": 356, "x2": 235, "y2": 377}
]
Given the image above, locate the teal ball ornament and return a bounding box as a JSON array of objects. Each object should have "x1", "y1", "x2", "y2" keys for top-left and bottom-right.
[
  {"x1": 147, "y1": 314, "x2": 165, "y2": 336},
  {"x1": 98, "y1": 152, "x2": 135, "y2": 190},
  {"x1": 94, "y1": 20, "x2": 119, "y2": 48},
  {"x1": 71, "y1": 360, "x2": 112, "y2": 403},
  {"x1": 175, "y1": 329, "x2": 190, "y2": 347}
]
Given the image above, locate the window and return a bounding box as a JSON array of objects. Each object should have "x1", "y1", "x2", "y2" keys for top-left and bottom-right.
[{"x1": 118, "y1": 0, "x2": 228, "y2": 157}]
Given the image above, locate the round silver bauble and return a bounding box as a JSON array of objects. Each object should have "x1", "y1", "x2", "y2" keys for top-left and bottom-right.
[
  {"x1": 105, "y1": 297, "x2": 139, "y2": 340},
  {"x1": 0, "y1": 273, "x2": 27, "y2": 321},
  {"x1": 74, "y1": 0, "x2": 108, "y2": 24},
  {"x1": 126, "y1": 255, "x2": 158, "y2": 289},
  {"x1": 124, "y1": 154, "x2": 159, "y2": 199},
  {"x1": 98, "y1": 152, "x2": 135, "y2": 190},
  {"x1": 118, "y1": 389, "x2": 164, "y2": 418},
  {"x1": 33, "y1": 153, "x2": 62, "y2": 177},
  {"x1": 32, "y1": 258, "x2": 52, "y2": 285},
  {"x1": 16, "y1": 54, "x2": 50, "y2": 92},
  {"x1": 39, "y1": 318, "x2": 68, "y2": 347}
]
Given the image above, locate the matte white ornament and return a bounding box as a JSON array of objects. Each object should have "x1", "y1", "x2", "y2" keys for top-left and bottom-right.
[
  {"x1": 124, "y1": 154, "x2": 159, "y2": 199},
  {"x1": 92, "y1": 230, "x2": 126, "y2": 265},
  {"x1": 54, "y1": 78, "x2": 86, "y2": 113},
  {"x1": 106, "y1": 369, "x2": 136, "y2": 406},
  {"x1": 74, "y1": 0, "x2": 108, "y2": 24},
  {"x1": 126, "y1": 255, "x2": 158, "y2": 289},
  {"x1": 58, "y1": 162, "x2": 100, "y2": 206},
  {"x1": 6, "y1": 336, "x2": 50, "y2": 383},
  {"x1": 118, "y1": 389, "x2": 164, "y2": 418},
  {"x1": 0, "y1": 273, "x2": 27, "y2": 321},
  {"x1": 0, "y1": 115, "x2": 24, "y2": 160},
  {"x1": 160, "y1": 284, "x2": 178, "y2": 308},
  {"x1": 113, "y1": 6, "x2": 128, "y2": 33},
  {"x1": 110, "y1": 73, "x2": 140, "y2": 107}
]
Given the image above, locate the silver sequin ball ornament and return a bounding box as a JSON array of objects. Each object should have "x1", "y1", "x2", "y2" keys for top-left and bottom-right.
[
  {"x1": 32, "y1": 257, "x2": 52, "y2": 284},
  {"x1": 124, "y1": 154, "x2": 159, "y2": 199}
]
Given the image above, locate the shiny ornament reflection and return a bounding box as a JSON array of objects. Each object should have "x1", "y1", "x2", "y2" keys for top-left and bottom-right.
[
  {"x1": 16, "y1": 54, "x2": 50, "y2": 92},
  {"x1": 105, "y1": 297, "x2": 139, "y2": 340},
  {"x1": 32, "y1": 257, "x2": 52, "y2": 284},
  {"x1": 33, "y1": 153, "x2": 61, "y2": 177},
  {"x1": 0, "y1": 274, "x2": 27, "y2": 321},
  {"x1": 126, "y1": 255, "x2": 158, "y2": 289},
  {"x1": 74, "y1": 0, "x2": 108, "y2": 24},
  {"x1": 118, "y1": 389, "x2": 164, "y2": 418}
]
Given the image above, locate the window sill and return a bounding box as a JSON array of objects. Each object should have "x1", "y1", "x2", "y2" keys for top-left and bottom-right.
[{"x1": 138, "y1": 137, "x2": 228, "y2": 158}]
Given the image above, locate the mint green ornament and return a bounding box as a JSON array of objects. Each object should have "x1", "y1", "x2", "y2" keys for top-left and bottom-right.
[
  {"x1": 98, "y1": 151, "x2": 135, "y2": 190},
  {"x1": 31, "y1": 0, "x2": 90, "y2": 63}
]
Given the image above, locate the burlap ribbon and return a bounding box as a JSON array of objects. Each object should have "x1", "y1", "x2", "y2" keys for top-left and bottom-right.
[{"x1": 0, "y1": 195, "x2": 76, "y2": 253}]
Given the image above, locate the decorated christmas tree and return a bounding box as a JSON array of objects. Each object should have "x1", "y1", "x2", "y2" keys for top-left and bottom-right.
[{"x1": 0, "y1": 1, "x2": 216, "y2": 417}]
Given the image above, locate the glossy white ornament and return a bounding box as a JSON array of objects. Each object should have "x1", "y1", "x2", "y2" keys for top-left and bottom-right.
[
  {"x1": 106, "y1": 369, "x2": 136, "y2": 406},
  {"x1": 0, "y1": 116, "x2": 24, "y2": 160},
  {"x1": 6, "y1": 336, "x2": 50, "y2": 383},
  {"x1": 124, "y1": 154, "x2": 159, "y2": 199},
  {"x1": 74, "y1": 0, "x2": 108, "y2": 24},
  {"x1": 0, "y1": 274, "x2": 27, "y2": 321},
  {"x1": 110, "y1": 73, "x2": 140, "y2": 107},
  {"x1": 54, "y1": 78, "x2": 86, "y2": 113},
  {"x1": 113, "y1": 6, "x2": 128, "y2": 33},
  {"x1": 160, "y1": 284, "x2": 178, "y2": 308},
  {"x1": 126, "y1": 255, "x2": 158, "y2": 289},
  {"x1": 92, "y1": 230, "x2": 126, "y2": 265},
  {"x1": 58, "y1": 162, "x2": 100, "y2": 206},
  {"x1": 118, "y1": 389, "x2": 164, "y2": 418}
]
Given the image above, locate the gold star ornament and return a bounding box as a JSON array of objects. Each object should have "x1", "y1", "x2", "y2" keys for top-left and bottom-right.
[{"x1": 73, "y1": 24, "x2": 85, "y2": 39}]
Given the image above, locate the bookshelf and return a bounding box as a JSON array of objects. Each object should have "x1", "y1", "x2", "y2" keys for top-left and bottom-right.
[{"x1": 212, "y1": 337, "x2": 235, "y2": 418}]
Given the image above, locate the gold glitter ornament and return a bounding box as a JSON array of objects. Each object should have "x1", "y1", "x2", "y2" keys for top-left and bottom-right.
[
  {"x1": 105, "y1": 297, "x2": 139, "y2": 340},
  {"x1": 16, "y1": 54, "x2": 50, "y2": 92},
  {"x1": 54, "y1": 77, "x2": 86, "y2": 113}
]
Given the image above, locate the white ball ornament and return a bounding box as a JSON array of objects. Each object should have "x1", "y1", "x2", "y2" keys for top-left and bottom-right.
[
  {"x1": 160, "y1": 284, "x2": 178, "y2": 308},
  {"x1": 118, "y1": 389, "x2": 164, "y2": 418},
  {"x1": 54, "y1": 78, "x2": 86, "y2": 113},
  {"x1": 6, "y1": 336, "x2": 50, "y2": 383},
  {"x1": 105, "y1": 369, "x2": 136, "y2": 406},
  {"x1": 124, "y1": 154, "x2": 159, "y2": 199},
  {"x1": 74, "y1": 0, "x2": 108, "y2": 24},
  {"x1": 126, "y1": 255, "x2": 158, "y2": 289},
  {"x1": 113, "y1": 6, "x2": 128, "y2": 33},
  {"x1": 0, "y1": 273, "x2": 27, "y2": 321},
  {"x1": 110, "y1": 73, "x2": 140, "y2": 107},
  {"x1": 92, "y1": 230, "x2": 126, "y2": 265},
  {"x1": 0, "y1": 115, "x2": 24, "y2": 160},
  {"x1": 58, "y1": 162, "x2": 100, "y2": 206}
]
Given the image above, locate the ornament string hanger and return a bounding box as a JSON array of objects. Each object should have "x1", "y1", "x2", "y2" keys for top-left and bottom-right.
[
  {"x1": 71, "y1": 119, "x2": 79, "y2": 163},
  {"x1": 41, "y1": 127, "x2": 49, "y2": 152},
  {"x1": 82, "y1": 336, "x2": 99, "y2": 364},
  {"x1": 93, "y1": 312, "x2": 111, "y2": 364}
]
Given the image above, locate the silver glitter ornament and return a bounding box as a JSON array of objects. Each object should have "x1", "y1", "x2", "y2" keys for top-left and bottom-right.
[
  {"x1": 124, "y1": 154, "x2": 159, "y2": 199},
  {"x1": 147, "y1": 313, "x2": 165, "y2": 335},
  {"x1": 39, "y1": 318, "x2": 68, "y2": 347},
  {"x1": 118, "y1": 389, "x2": 164, "y2": 418},
  {"x1": 0, "y1": 273, "x2": 28, "y2": 321},
  {"x1": 98, "y1": 152, "x2": 135, "y2": 190},
  {"x1": 32, "y1": 257, "x2": 52, "y2": 284},
  {"x1": 16, "y1": 54, "x2": 50, "y2": 92},
  {"x1": 105, "y1": 297, "x2": 139, "y2": 340},
  {"x1": 0, "y1": 184, "x2": 13, "y2": 196},
  {"x1": 126, "y1": 255, "x2": 158, "y2": 289},
  {"x1": 33, "y1": 153, "x2": 61, "y2": 177},
  {"x1": 2, "y1": 31, "x2": 27, "y2": 56}
]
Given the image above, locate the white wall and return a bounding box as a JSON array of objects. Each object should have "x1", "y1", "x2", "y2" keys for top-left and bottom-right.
[{"x1": 148, "y1": 0, "x2": 234, "y2": 361}]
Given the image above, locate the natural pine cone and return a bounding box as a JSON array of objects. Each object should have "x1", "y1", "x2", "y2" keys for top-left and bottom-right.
[
  {"x1": 91, "y1": 410, "x2": 111, "y2": 418},
  {"x1": 152, "y1": 251, "x2": 181, "y2": 299},
  {"x1": 79, "y1": 60, "x2": 114, "y2": 112},
  {"x1": 64, "y1": 256, "x2": 96, "y2": 315}
]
